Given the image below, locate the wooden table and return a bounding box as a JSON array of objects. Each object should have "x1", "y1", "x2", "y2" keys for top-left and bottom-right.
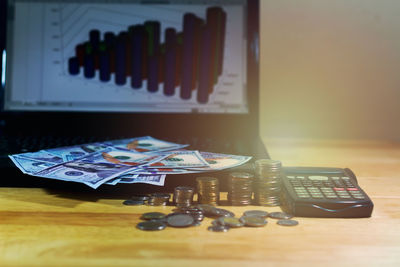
[{"x1": 1, "y1": 139, "x2": 400, "y2": 266}]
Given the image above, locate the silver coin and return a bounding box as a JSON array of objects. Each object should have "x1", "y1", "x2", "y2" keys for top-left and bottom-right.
[
  {"x1": 268, "y1": 212, "x2": 293, "y2": 220},
  {"x1": 123, "y1": 199, "x2": 145, "y2": 206},
  {"x1": 218, "y1": 217, "x2": 244, "y2": 228},
  {"x1": 136, "y1": 221, "x2": 166, "y2": 231},
  {"x1": 166, "y1": 214, "x2": 195, "y2": 227},
  {"x1": 208, "y1": 225, "x2": 230, "y2": 232},
  {"x1": 130, "y1": 195, "x2": 150, "y2": 201},
  {"x1": 141, "y1": 212, "x2": 167, "y2": 220},
  {"x1": 214, "y1": 208, "x2": 235, "y2": 218},
  {"x1": 243, "y1": 210, "x2": 269, "y2": 218},
  {"x1": 277, "y1": 219, "x2": 299, "y2": 226},
  {"x1": 240, "y1": 216, "x2": 268, "y2": 227}
]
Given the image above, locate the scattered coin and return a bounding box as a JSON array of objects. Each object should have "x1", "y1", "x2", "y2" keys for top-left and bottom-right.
[
  {"x1": 137, "y1": 221, "x2": 166, "y2": 231},
  {"x1": 240, "y1": 216, "x2": 268, "y2": 227},
  {"x1": 123, "y1": 199, "x2": 145, "y2": 206},
  {"x1": 130, "y1": 195, "x2": 150, "y2": 201},
  {"x1": 243, "y1": 210, "x2": 269, "y2": 218},
  {"x1": 268, "y1": 212, "x2": 293, "y2": 220},
  {"x1": 277, "y1": 219, "x2": 299, "y2": 226},
  {"x1": 208, "y1": 225, "x2": 230, "y2": 232},
  {"x1": 166, "y1": 213, "x2": 195, "y2": 228},
  {"x1": 141, "y1": 212, "x2": 167, "y2": 220},
  {"x1": 174, "y1": 207, "x2": 204, "y2": 222},
  {"x1": 217, "y1": 217, "x2": 244, "y2": 228},
  {"x1": 204, "y1": 207, "x2": 235, "y2": 218}
]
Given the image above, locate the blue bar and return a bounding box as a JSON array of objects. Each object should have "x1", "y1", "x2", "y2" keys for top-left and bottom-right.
[
  {"x1": 131, "y1": 26, "x2": 143, "y2": 89},
  {"x1": 164, "y1": 28, "x2": 176, "y2": 96},
  {"x1": 197, "y1": 26, "x2": 212, "y2": 104},
  {"x1": 147, "y1": 56, "x2": 158, "y2": 92},
  {"x1": 99, "y1": 51, "x2": 110, "y2": 82},
  {"x1": 68, "y1": 57, "x2": 79, "y2": 75},
  {"x1": 145, "y1": 21, "x2": 160, "y2": 92},
  {"x1": 180, "y1": 13, "x2": 196, "y2": 100},
  {"x1": 83, "y1": 55, "x2": 95, "y2": 78},
  {"x1": 115, "y1": 34, "x2": 126, "y2": 85},
  {"x1": 89, "y1": 30, "x2": 100, "y2": 51}
]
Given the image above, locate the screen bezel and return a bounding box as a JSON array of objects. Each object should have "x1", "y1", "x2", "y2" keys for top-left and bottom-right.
[{"x1": 0, "y1": 0, "x2": 259, "y2": 141}]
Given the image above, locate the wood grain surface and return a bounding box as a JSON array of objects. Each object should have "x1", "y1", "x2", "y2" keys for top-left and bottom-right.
[{"x1": 1, "y1": 139, "x2": 400, "y2": 267}]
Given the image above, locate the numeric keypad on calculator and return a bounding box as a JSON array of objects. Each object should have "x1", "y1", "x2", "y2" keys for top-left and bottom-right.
[{"x1": 287, "y1": 175, "x2": 365, "y2": 200}]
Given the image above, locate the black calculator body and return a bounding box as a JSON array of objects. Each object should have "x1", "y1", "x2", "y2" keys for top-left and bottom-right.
[{"x1": 280, "y1": 167, "x2": 373, "y2": 218}]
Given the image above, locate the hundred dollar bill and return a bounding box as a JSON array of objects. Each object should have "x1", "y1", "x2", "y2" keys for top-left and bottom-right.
[
  {"x1": 116, "y1": 173, "x2": 166, "y2": 186},
  {"x1": 14, "y1": 150, "x2": 63, "y2": 164},
  {"x1": 106, "y1": 136, "x2": 188, "y2": 153},
  {"x1": 146, "y1": 150, "x2": 209, "y2": 169},
  {"x1": 105, "y1": 178, "x2": 121, "y2": 185},
  {"x1": 131, "y1": 167, "x2": 203, "y2": 175},
  {"x1": 45, "y1": 143, "x2": 109, "y2": 162},
  {"x1": 187, "y1": 152, "x2": 252, "y2": 171},
  {"x1": 34, "y1": 147, "x2": 156, "y2": 188},
  {"x1": 9, "y1": 156, "x2": 57, "y2": 174}
]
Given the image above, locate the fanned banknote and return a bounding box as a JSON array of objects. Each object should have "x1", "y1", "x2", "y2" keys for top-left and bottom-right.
[
  {"x1": 45, "y1": 143, "x2": 109, "y2": 162},
  {"x1": 187, "y1": 152, "x2": 252, "y2": 171},
  {"x1": 9, "y1": 156, "x2": 57, "y2": 174},
  {"x1": 14, "y1": 151, "x2": 63, "y2": 164},
  {"x1": 34, "y1": 148, "x2": 140, "y2": 188},
  {"x1": 147, "y1": 150, "x2": 209, "y2": 168},
  {"x1": 116, "y1": 173, "x2": 166, "y2": 186},
  {"x1": 106, "y1": 136, "x2": 188, "y2": 153},
  {"x1": 9, "y1": 136, "x2": 251, "y2": 188}
]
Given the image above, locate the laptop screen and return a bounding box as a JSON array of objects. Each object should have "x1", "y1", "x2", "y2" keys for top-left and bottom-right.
[{"x1": 3, "y1": 0, "x2": 248, "y2": 114}]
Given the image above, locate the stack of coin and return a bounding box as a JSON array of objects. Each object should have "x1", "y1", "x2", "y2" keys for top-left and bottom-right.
[
  {"x1": 147, "y1": 193, "x2": 171, "y2": 206},
  {"x1": 196, "y1": 177, "x2": 219, "y2": 205},
  {"x1": 173, "y1": 186, "x2": 195, "y2": 208},
  {"x1": 227, "y1": 172, "x2": 254, "y2": 206},
  {"x1": 253, "y1": 159, "x2": 282, "y2": 206}
]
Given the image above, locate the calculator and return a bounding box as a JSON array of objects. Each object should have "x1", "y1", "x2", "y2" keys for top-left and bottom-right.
[{"x1": 280, "y1": 167, "x2": 373, "y2": 218}]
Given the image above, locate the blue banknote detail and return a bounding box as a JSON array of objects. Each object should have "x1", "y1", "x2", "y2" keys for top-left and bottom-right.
[
  {"x1": 9, "y1": 156, "x2": 57, "y2": 174},
  {"x1": 146, "y1": 150, "x2": 209, "y2": 168},
  {"x1": 15, "y1": 150, "x2": 63, "y2": 164},
  {"x1": 117, "y1": 174, "x2": 166, "y2": 186},
  {"x1": 106, "y1": 136, "x2": 188, "y2": 153},
  {"x1": 45, "y1": 143, "x2": 110, "y2": 162}
]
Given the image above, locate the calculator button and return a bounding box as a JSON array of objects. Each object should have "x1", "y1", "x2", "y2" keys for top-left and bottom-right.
[
  {"x1": 333, "y1": 187, "x2": 345, "y2": 191},
  {"x1": 334, "y1": 181, "x2": 345, "y2": 187},
  {"x1": 325, "y1": 194, "x2": 338, "y2": 199},
  {"x1": 346, "y1": 188, "x2": 358, "y2": 191},
  {"x1": 338, "y1": 195, "x2": 351, "y2": 199},
  {"x1": 287, "y1": 176, "x2": 295, "y2": 179},
  {"x1": 312, "y1": 182, "x2": 323, "y2": 187},
  {"x1": 321, "y1": 188, "x2": 334, "y2": 193},
  {"x1": 323, "y1": 182, "x2": 334, "y2": 187},
  {"x1": 311, "y1": 194, "x2": 324, "y2": 199},
  {"x1": 296, "y1": 176, "x2": 305, "y2": 179},
  {"x1": 353, "y1": 195, "x2": 366, "y2": 199},
  {"x1": 308, "y1": 176, "x2": 329, "y2": 181},
  {"x1": 297, "y1": 194, "x2": 310, "y2": 198},
  {"x1": 341, "y1": 177, "x2": 350, "y2": 180},
  {"x1": 331, "y1": 177, "x2": 340, "y2": 180}
]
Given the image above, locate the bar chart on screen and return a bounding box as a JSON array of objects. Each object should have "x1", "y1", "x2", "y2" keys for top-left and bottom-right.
[
  {"x1": 68, "y1": 7, "x2": 226, "y2": 104},
  {"x1": 11, "y1": 2, "x2": 247, "y2": 113}
]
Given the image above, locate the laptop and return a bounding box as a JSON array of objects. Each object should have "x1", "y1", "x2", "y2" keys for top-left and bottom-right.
[{"x1": 0, "y1": 0, "x2": 268, "y2": 191}]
